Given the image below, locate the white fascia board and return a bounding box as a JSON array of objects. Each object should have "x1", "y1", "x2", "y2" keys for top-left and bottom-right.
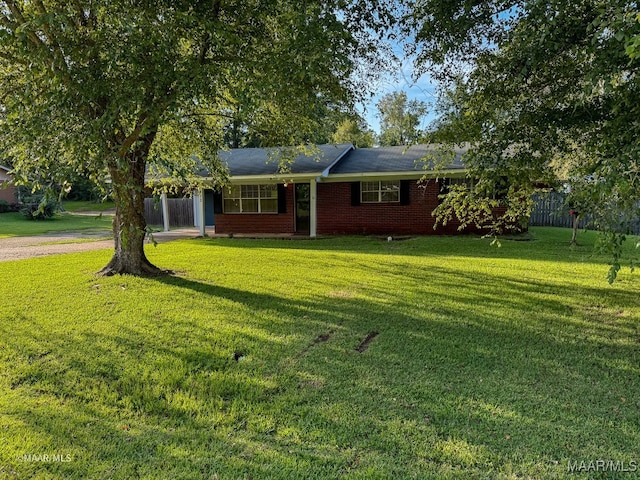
[
  {"x1": 223, "y1": 173, "x2": 323, "y2": 184},
  {"x1": 147, "y1": 173, "x2": 321, "y2": 187}
]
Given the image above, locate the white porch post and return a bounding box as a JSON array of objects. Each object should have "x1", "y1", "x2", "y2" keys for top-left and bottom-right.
[
  {"x1": 198, "y1": 188, "x2": 206, "y2": 236},
  {"x1": 160, "y1": 193, "x2": 170, "y2": 232},
  {"x1": 310, "y1": 178, "x2": 317, "y2": 238},
  {"x1": 192, "y1": 193, "x2": 199, "y2": 227}
]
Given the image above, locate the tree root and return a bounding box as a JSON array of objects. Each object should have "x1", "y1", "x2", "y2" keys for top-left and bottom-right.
[{"x1": 97, "y1": 257, "x2": 171, "y2": 277}]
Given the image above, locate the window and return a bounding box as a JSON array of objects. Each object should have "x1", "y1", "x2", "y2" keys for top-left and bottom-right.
[
  {"x1": 439, "y1": 177, "x2": 474, "y2": 194},
  {"x1": 361, "y1": 180, "x2": 400, "y2": 203},
  {"x1": 223, "y1": 184, "x2": 278, "y2": 213}
]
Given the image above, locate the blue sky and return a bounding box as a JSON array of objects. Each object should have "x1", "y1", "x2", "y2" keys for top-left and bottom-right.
[{"x1": 358, "y1": 53, "x2": 439, "y2": 136}]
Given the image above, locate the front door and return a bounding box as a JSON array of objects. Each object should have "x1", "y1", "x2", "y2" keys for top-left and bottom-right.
[
  {"x1": 295, "y1": 183, "x2": 310, "y2": 234},
  {"x1": 204, "y1": 190, "x2": 215, "y2": 226}
]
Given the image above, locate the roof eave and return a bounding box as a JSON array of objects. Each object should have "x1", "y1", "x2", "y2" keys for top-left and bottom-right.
[
  {"x1": 220, "y1": 173, "x2": 324, "y2": 184},
  {"x1": 321, "y1": 168, "x2": 467, "y2": 182}
]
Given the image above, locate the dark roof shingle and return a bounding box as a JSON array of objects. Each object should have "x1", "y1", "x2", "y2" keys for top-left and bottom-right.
[
  {"x1": 329, "y1": 145, "x2": 467, "y2": 175},
  {"x1": 218, "y1": 144, "x2": 353, "y2": 177}
]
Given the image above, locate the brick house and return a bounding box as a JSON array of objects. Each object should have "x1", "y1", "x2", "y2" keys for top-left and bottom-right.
[
  {"x1": 189, "y1": 144, "x2": 477, "y2": 237},
  {"x1": 0, "y1": 165, "x2": 17, "y2": 205}
]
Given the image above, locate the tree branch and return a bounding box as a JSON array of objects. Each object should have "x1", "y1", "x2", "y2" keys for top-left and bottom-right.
[
  {"x1": 5, "y1": 0, "x2": 48, "y2": 50},
  {"x1": 70, "y1": 0, "x2": 88, "y2": 27},
  {"x1": 0, "y1": 11, "x2": 17, "y2": 30},
  {"x1": 32, "y1": 0, "x2": 69, "y2": 73},
  {"x1": 198, "y1": 0, "x2": 222, "y2": 65},
  {"x1": 117, "y1": 113, "x2": 150, "y2": 159}
]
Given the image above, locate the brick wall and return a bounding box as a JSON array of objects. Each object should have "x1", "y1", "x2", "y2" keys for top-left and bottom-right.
[
  {"x1": 317, "y1": 180, "x2": 464, "y2": 235},
  {"x1": 213, "y1": 180, "x2": 506, "y2": 236},
  {"x1": 0, "y1": 177, "x2": 17, "y2": 204},
  {"x1": 214, "y1": 184, "x2": 296, "y2": 234}
]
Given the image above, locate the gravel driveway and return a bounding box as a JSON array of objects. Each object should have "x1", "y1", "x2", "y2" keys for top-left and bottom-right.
[{"x1": 0, "y1": 229, "x2": 202, "y2": 262}]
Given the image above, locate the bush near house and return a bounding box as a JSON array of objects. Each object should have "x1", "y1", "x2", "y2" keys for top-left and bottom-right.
[{"x1": 19, "y1": 195, "x2": 61, "y2": 220}]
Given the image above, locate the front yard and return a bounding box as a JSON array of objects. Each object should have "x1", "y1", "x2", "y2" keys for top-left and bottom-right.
[
  {"x1": 0, "y1": 211, "x2": 113, "y2": 239},
  {"x1": 0, "y1": 228, "x2": 638, "y2": 479}
]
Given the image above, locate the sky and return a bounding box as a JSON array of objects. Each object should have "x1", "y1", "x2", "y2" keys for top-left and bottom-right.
[{"x1": 358, "y1": 52, "x2": 440, "y2": 136}]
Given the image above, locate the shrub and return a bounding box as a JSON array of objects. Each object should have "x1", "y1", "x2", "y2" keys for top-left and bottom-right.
[
  {"x1": 0, "y1": 199, "x2": 9, "y2": 213},
  {"x1": 20, "y1": 195, "x2": 61, "y2": 220}
]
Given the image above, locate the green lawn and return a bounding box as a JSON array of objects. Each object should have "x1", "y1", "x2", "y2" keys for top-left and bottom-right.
[
  {"x1": 61, "y1": 200, "x2": 115, "y2": 213},
  {"x1": 0, "y1": 212, "x2": 113, "y2": 238},
  {"x1": 0, "y1": 228, "x2": 638, "y2": 479}
]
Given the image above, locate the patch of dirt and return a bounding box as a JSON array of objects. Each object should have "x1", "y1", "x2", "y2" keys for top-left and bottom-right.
[
  {"x1": 313, "y1": 332, "x2": 333, "y2": 344},
  {"x1": 0, "y1": 228, "x2": 202, "y2": 262},
  {"x1": 296, "y1": 330, "x2": 334, "y2": 358},
  {"x1": 0, "y1": 234, "x2": 114, "y2": 262},
  {"x1": 355, "y1": 331, "x2": 379, "y2": 353}
]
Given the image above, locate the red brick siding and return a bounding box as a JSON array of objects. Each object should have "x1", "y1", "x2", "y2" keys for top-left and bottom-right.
[
  {"x1": 213, "y1": 180, "x2": 509, "y2": 236},
  {"x1": 214, "y1": 184, "x2": 296, "y2": 234},
  {"x1": 317, "y1": 180, "x2": 464, "y2": 235},
  {"x1": 0, "y1": 182, "x2": 17, "y2": 204}
]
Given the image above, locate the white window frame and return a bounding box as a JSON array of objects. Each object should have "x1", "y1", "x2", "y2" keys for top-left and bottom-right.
[
  {"x1": 361, "y1": 180, "x2": 400, "y2": 203},
  {"x1": 223, "y1": 184, "x2": 278, "y2": 214}
]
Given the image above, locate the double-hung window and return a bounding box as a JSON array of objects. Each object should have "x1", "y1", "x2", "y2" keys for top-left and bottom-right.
[
  {"x1": 361, "y1": 180, "x2": 400, "y2": 203},
  {"x1": 223, "y1": 184, "x2": 278, "y2": 213}
]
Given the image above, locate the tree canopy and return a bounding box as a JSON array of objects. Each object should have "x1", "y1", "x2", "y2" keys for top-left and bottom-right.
[
  {"x1": 332, "y1": 115, "x2": 375, "y2": 147},
  {"x1": 221, "y1": 95, "x2": 374, "y2": 149},
  {"x1": 376, "y1": 90, "x2": 428, "y2": 146},
  {"x1": 0, "y1": 0, "x2": 395, "y2": 275},
  {"x1": 406, "y1": 0, "x2": 640, "y2": 281}
]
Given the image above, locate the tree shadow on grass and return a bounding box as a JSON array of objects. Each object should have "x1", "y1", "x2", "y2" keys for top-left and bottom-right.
[
  {"x1": 2, "y1": 268, "x2": 639, "y2": 479},
  {"x1": 291, "y1": 267, "x2": 640, "y2": 476},
  {"x1": 186, "y1": 228, "x2": 640, "y2": 271}
]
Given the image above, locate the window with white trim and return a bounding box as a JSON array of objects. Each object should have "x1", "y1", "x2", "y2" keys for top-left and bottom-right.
[
  {"x1": 361, "y1": 180, "x2": 400, "y2": 203},
  {"x1": 223, "y1": 184, "x2": 278, "y2": 213}
]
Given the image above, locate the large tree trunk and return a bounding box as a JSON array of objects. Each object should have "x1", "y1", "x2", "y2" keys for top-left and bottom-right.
[{"x1": 98, "y1": 134, "x2": 165, "y2": 276}]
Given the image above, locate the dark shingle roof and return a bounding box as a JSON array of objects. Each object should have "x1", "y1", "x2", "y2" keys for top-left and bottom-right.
[
  {"x1": 217, "y1": 144, "x2": 353, "y2": 177},
  {"x1": 191, "y1": 144, "x2": 468, "y2": 179},
  {"x1": 329, "y1": 145, "x2": 467, "y2": 175}
]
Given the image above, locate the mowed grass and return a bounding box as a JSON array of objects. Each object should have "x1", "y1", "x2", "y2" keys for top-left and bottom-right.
[
  {"x1": 61, "y1": 201, "x2": 115, "y2": 213},
  {"x1": 0, "y1": 212, "x2": 112, "y2": 238},
  {"x1": 0, "y1": 228, "x2": 639, "y2": 479}
]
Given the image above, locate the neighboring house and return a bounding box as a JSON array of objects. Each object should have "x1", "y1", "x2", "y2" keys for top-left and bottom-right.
[
  {"x1": 0, "y1": 165, "x2": 17, "y2": 205},
  {"x1": 186, "y1": 143, "x2": 488, "y2": 237}
]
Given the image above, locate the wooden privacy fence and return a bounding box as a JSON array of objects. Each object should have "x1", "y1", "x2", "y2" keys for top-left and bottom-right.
[
  {"x1": 529, "y1": 192, "x2": 640, "y2": 235},
  {"x1": 144, "y1": 198, "x2": 194, "y2": 228},
  {"x1": 529, "y1": 192, "x2": 585, "y2": 229}
]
